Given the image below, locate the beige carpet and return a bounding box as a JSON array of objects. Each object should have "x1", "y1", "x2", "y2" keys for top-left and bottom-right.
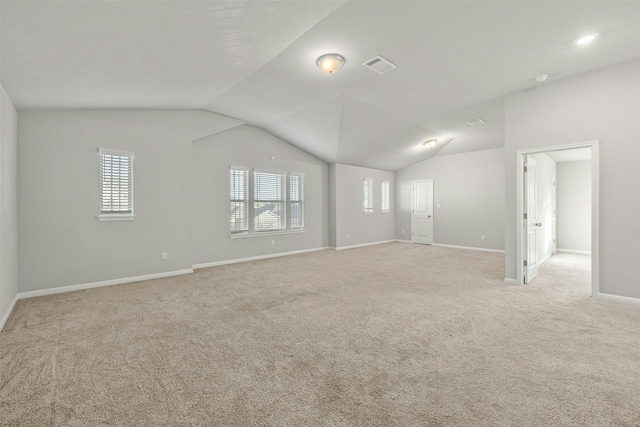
[{"x1": 1, "y1": 243, "x2": 639, "y2": 426}]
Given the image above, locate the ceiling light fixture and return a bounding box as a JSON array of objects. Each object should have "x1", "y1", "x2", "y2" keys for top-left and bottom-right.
[
  {"x1": 316, "y1": 53, "x2": 345, "y2": 74},
  {"x1": 575, "y1": 33, "x2": 598, "y2": 46},
  {"x1": 423, "y1": 139, "x2": 437, "y2": 149},
  {"x1": 534, "y1": 74, "x2": 549, "y2": 83}
]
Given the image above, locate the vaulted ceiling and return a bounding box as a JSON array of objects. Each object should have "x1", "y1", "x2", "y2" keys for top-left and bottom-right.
[{"x1": 2, "y1": 1, "x2": 639, "y2": 171}]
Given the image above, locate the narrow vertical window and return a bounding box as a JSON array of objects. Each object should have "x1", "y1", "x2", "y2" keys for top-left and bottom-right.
[
  {"x1": 381, "y1": 181, "x2": 390, "y2": 213},
  {"x1": 254, "y1": 170, "x2": 286, "y2": 232},
  {"x1": 364, "y1": 178, "x2": 374, "y2": 214},
  {"x1": 230, "y1": 167, "x2": 249, "y2": 234},
  {"x1": 98, "y1": 148, "x2": 134, "y2": 220},
  {"x1": 290, "y1": 173, "x2": 304, "y2": 230}
]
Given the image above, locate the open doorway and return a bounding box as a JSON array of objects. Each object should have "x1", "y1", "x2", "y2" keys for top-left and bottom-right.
[{"x1": 516, "y1": 142, "x2": 599, "y2": 296}]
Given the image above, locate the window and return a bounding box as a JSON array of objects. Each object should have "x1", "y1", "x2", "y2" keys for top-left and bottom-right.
[
  {"x1": 230, "y1": 167, "x2": 303, "y2": 236},
  {"x1": 98, "y1": 148, "x2": 134, "y2": 220},
  {"x1": 290, "y1": 173, "x2": 304, "y2": 229},
  {"x1": 364, "y1": 178, "x2": 373, "y2": 214},
  {"x1": 254, "y1": 170, "x2": 286, "y2": 232},
  {"x1": 230, "y1": 168, "x2": 249, "y2": 234},
  {"x1": 381, "y1": 181, "x2": 390, "y2": 213}
]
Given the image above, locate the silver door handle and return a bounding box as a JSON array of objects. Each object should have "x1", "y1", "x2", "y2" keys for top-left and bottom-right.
[{"x1": 535, "y1": 222, "x2": 542, "y2": 227}]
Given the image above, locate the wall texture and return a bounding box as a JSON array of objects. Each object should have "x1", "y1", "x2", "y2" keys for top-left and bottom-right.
[
  {"x1": 191, "y1": 125, "x2": 328, "y2": 265},
  {"x1": 557, "y1": 160, "x2": 591, "y2": 253},
  {"x1": 333, "y1": 164, "x2": 395, "y2": 248},
  {"x1": 395, "y1": 148, "x2": 505, "y2": 251},
  {"x1": 505, "y1": 59, "x2": 640, "y2": 298},
  {"x1": 0, "y1": 83, "x2": 18, "y2": 323},
  {"x1": 18, "y1": 110, "x2": 243, "y2": 292}
]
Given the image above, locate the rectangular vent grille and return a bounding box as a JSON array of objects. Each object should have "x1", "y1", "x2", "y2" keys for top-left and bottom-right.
[
  {"x1": 467, "y1": 119, "x2": 486, "y2": 127},
  {"x1": 363, "y1": 55, "x2": 397, "y2": 75}
]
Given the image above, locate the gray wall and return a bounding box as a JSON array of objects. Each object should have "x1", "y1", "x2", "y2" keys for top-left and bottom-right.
[
  {"x1": 557, "y1": 160, "x2": 591, "y2": 253},
  {"x1": 191, "y1": 125, "x2": 328, "y2": 264},
  {"x1": 1, "y1": 84, "x2": 18, "y2": 321},
  {"x1": 504, "y1": 59, "x2": 640, "y2": 298},
  {"x1": 333, "y1": 164, "x2": 395, "y2": 248},
  {"x1": 395, "y1": 148, "x2": 505, "y2": 251},
  {"x1": 530, "y1": 153, "x2": 556, "y2": 263},
  {"x1": 18, "y1": 110, "x2": 243, "y2": 292}
]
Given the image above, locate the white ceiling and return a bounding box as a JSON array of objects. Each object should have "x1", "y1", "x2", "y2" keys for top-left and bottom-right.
[
  {"x1": 546, "y1": 148, "x2": 592, "y2": 163},
  {"x1": 2, "y1": 1, "x2": 639, "y2": 171}
]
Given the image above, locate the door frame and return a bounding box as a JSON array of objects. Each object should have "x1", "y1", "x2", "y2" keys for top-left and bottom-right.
[
  {"x1": 515, "y1": 141, "x2": 599, "y2": 296},
  {"x1": 411, "y1": 179, "x2": 433, "y2": 245}
]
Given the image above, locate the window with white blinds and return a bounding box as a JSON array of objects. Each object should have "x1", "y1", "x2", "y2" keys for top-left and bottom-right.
[
  {"x1": 290, "y1": 173, "x2": 304, "y2": 229},
  {"x1": 364, "y1": 178, "x2": 374, "y2": 214},
  {"x1": 230, "y1": 168, "x2": 249, "y2": 234},
  {"x1": 254, "y1": 170, "x2": 286, "y2": 232},
  {"x1": 229, "y1": 167, "x2": 304, "y2": 235},
  {"x1": 99, "y1": 148, "x2": 134, "y2": 218},
  {"x1": 381, "y1": 181, "x2": 390, "y2": 212}
]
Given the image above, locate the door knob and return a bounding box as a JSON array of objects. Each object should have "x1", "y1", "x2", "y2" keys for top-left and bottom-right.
[{"x1": 535, "y1": 222, "x2": 542, "y2": 227}]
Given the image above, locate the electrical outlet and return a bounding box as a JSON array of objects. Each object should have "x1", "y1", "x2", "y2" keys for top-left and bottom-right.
[
  {"x1": 161, "y1": 252, "x2": 167, "y2": 260},
  {"x1": 481, "y1": 235, "x2": 485, "y2": 241},
  {"x1": 347, "y1": 233, "x2": 350, "y2": 239},
  {"x1": 271, "y1": 239, "x2": 275, "y2": 245},
  {"x1": 437, "y1": 203, "x2": 441, "y2": 209},
  {"x1": 402, "y1": 229, "x2": 405, "y2": 234}
]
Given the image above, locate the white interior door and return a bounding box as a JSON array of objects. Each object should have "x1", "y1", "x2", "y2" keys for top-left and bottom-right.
[
  {"x1": 411, "y1": 180, "x2": 433, "y2": 245},
  {"x1": 524, "y1": 156, "x2": 540, "y2": 283}
]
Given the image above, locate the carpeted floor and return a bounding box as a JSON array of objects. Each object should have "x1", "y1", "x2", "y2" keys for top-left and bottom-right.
[{"x1": 1, "y1": 243, "x2": 639, "y2": 426}]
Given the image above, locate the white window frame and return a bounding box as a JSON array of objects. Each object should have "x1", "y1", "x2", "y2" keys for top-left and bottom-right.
[
  {"x1": 381, "y1": 181, "x2": 390, "y2": 213},
  {"x1": 229, "y1": 167, "x2": 305, "y2": 238},
  {"x1": 254, "y1": 169, "x2": 287, "y2": 233},
  {"x1": 97, "y1": 147, "x2": 135, "y2": 221},
  {"x1": 364, "y1": 178, "x2": 374, "y2": 214},
  {"x1": 290, "y1": 173, "x2": 305, "y2": 230},
  {"x1": 230, "y1": 166, "x2": 249, "y2": 234}
]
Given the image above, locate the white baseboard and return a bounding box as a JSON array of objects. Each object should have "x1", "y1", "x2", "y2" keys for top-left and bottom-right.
[
  {"x1": 193, "y1": 246, "x2": 330, "y2": 269},
  {"x1": 595, "y1": 293, "x2": 640, "y2": 306},
  {"x1": 504, "y1": 278, "x2": 519, "y2": 285},
  {"x1": 334, "y1": 240, "x2": 397, "y2": 251},
  {"x1": 17, "y1": 269, "x2": 194, "y2": 300},
  {"x1": 432, "y1": 243, "x2": 505, "y2": 254},
  {"x1": 557, "y1": 249, "x2": 591, "y2": 255},
  {"x1": 395, "y1": 239, "x2": 412, "y2": 244},
  {"x1": 0, "y1": 295, "x2": 19, "y2": 332}
]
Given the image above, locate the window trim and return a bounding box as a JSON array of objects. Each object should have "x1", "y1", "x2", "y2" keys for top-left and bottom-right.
[
  {"x1": 97, "y1": 147, "x2": 135, "y2": 221},
  {"x1": 229, "y1": 166, "x2": 305, "y2": 237},
  {"x1": 364, "y1": 178, "x2": 374, "y2": 214},
  {"x1": 381, "y1": 180, "x2": 390, "y2": 213}
]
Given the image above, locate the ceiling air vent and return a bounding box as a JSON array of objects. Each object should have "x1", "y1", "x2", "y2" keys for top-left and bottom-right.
[
  {"x1": 363, "y1": 56, "x2": 397, "y2": 75},
  {"x1": 467, "y1": 119, "x2": 486, "y2": 127}
]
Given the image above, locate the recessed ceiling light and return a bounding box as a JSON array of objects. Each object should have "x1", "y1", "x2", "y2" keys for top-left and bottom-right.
[
  {"x1": 467, "y1": 119, "x2": 486, "y2": 127},
  {"x1": 423, "y1": 139, "x2": 437, "y2": 149},
  {"x1": 534, "y1": 74, "x2": 549, "y2": 83},
  {"x1": 575, "y1": 33, "x2": 598, "y2": 46},
  {"x1": 316, "y1": 53, "x2": 345, "y2": 74}
]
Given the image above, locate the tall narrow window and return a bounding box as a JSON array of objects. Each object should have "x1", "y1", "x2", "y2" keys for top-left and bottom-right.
[
  {"x1": 230, "y1": 167, "x2": 249, "y2": 234},
  {"x1": 98, "y1": 148, "x2": 134, "y2": 220},
  {"x1": 381, "y1": 181, "x2": 390, "y2": 213},
  {"x1": 290, "y1": 173, "x2": 304, "y2": 230},
  {"x1": 254, "y1": 170, "x2": 286, "y2": 232},
  {"x1": 364, "y1": 178, "x2": 374, "y2": 214}
]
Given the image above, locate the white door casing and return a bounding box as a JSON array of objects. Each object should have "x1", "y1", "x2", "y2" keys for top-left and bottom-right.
[
  {"x1": 524, "y1": 156, "x2": 540, "y2": 283},
  {"x1": 411, "y1": 180, "x2": 433, "y2": 245},
  {"x1": 550, "y1": 171, "x2": 557, "y2": 254}
]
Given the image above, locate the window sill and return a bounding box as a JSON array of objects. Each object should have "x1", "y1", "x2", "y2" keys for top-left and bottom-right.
[
  {"x1": 229, "y1": 229, "x2": 305, "y2": 239},
  {"x1": 97, "y1": 214, "x2": 136, "y2": 222}
]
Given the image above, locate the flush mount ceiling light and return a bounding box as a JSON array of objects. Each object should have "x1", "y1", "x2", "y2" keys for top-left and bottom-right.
[
  {"x1": 316, "y1": 53, "x2": 345, "y2": 74},
  {"x1": 575, "y1": 33, "x2": 598, "y2": 46},
  {"x1": 423, "y1": 139, "x2": 437, "y2": 149},
  {"x1": 534, "y1": 74, "x2": 549, "y2": 83}
]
